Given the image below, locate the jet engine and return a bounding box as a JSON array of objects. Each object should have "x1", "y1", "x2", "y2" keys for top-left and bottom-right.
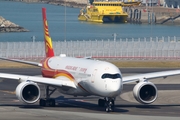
[
  {"x1": 133, "y1": 82, "x2": 157, "y2": 104},
  {"x1": 16, "y1": 81, "x2": 40, "y2": 104}
]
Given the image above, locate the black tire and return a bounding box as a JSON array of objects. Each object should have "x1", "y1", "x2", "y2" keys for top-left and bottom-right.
[
  {"x1": 48, "y1": 99, "x2": 56, "y2": 107},
  {"x1": 39, "y1": 99, "x2": 46, "y2": 107},
  {"x1": 105, "y1": 107, "x2": 110, "y2": 112},
  {"x1": 98, "y1": 99, "x2": 105, "y2": 107}
]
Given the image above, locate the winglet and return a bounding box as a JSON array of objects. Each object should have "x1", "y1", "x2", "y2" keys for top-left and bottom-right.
[{"x1": 42, "y1": 8, "x2": 55, "y2": 57}]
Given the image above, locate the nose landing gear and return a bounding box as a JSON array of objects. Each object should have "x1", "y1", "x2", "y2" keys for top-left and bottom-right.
[{"x1": 98, "y1": 97, "x2": 115, "y2": 112}]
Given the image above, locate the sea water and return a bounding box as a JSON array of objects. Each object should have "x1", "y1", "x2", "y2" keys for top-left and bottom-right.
[{"x1": 0, "y1": 1, "x2": 180, "y2": 42}]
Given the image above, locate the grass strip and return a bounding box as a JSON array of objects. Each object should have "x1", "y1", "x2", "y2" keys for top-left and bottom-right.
[
  {"x1": 110, "y1": 60, "x2": 180, "y2": 68},
  {"x1": 1, "y1": 60, "x2": 180, "y2": 68}
]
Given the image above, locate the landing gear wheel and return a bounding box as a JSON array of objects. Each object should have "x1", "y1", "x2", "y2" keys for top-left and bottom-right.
[
  {"x1": 105, "y1": 107, "x2": 110, "y2": 112},
  {"x1": 48, "y1": 99, "x2": 55, "y2": 107},
  {"x1": 39, "y1": 98, "x2": 56, "y2": 107},
  {"x1": 39, "y1": 99, "x2": 46, "y2": 107},
  {"x1": 98, "y1": 99, "x2": 105, "y2": 107},
  {"x1": 39, "y1": 86, "x2": 57, "y2": 107},
  {"x1": 105, "y1": 98, "x2": 115, "y2": 112}
]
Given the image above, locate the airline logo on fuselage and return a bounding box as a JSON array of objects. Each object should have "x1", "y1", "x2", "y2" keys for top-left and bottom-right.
[{"x1": 65, "y1": 65, "x2": 87, "y2": 73}]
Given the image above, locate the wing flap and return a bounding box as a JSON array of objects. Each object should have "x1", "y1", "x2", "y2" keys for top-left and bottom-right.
[
  {"x1": 0, "y1": 73, "x2": 76, "y2": 88},
  {"x1": 123, "y1": 70, "x2": 180, "y2": 84}
]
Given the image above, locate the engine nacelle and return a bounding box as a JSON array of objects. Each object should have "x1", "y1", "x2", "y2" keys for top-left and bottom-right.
[
  {"x1": 133, "y1": 82, "x2": 157, "y2": 104},
  {"x1": 16, "y1": 81, "x2": 40, "y2": 104}
]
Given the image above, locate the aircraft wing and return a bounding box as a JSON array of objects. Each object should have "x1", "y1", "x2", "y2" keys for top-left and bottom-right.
[
  {"x1": 122, "y1": 70, "x2": 180, "y2": 84},
  {"x1": 0, "y1": 73, "x2": 76, "y2": 88},
  {"x1": 0, "y1": 57, "x2": 42, "y2": 67}
]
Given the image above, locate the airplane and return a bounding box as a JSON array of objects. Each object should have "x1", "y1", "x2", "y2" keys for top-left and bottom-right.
[{"x1": 1, "y1": 7, "x2": 180, "y2": 112}]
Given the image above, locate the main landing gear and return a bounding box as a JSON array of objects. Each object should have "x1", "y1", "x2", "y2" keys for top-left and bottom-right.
[
  {"x1": 39, "y1": 86, "x2": 57, "y2": 107},
  {"x1": 98, "y1": 97, "x2": 115, "y2": 112}
]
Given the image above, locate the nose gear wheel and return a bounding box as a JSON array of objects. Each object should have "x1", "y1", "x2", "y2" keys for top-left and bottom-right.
[{"x1": 98, "y1": 97, "x2": 115, "y2": 112}]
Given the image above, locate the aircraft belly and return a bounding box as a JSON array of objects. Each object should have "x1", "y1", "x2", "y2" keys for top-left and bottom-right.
[{"x1": 57, "y1": 87, "x2": 90, "y2": 96}]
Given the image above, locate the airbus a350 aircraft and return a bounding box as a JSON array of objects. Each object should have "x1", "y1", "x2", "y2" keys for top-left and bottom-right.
[{"x1": 0, "y1": 8, "x2": 180, "y2": 112}]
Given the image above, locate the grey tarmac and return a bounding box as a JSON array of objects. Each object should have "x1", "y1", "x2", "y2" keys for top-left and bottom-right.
[{"x1": 0, "y1": 68, "x2": 180, "y2": 120}]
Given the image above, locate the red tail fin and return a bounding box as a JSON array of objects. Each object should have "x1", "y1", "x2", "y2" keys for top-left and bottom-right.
[{"x1": 42, "y1": 8, "x2": 55, "y2": 57}]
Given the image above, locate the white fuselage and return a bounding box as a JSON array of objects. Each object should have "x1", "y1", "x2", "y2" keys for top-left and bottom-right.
[{"x1": 41, "y1": 56, "x2": 123, "y2": 98}]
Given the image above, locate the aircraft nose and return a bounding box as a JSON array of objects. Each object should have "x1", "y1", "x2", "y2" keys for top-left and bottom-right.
[
  {"x1": 111, "y1": 82, "x2": 121, "y2": 91},
  {"x1": 107, "y1": 79, "x2": 122, "y2": 96}
]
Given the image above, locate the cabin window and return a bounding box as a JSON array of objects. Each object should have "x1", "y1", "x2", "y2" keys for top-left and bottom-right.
[{"x1": 101, "y1": 73, "x2": 121, "y2": 79}]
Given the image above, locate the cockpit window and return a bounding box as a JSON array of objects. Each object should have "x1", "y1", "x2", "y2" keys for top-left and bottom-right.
[{"x1": 101, "y1": 73, "x2": 121, "y2": 79}]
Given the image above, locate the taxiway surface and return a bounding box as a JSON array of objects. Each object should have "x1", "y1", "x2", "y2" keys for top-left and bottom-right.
[{"x1": 0, "y1": 68, "x2": 180, "y2": 120}]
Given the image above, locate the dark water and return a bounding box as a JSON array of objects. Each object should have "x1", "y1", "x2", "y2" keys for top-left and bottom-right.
[{"x1": 0, "y1": 1, "x2": 180, "y2": 42}]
